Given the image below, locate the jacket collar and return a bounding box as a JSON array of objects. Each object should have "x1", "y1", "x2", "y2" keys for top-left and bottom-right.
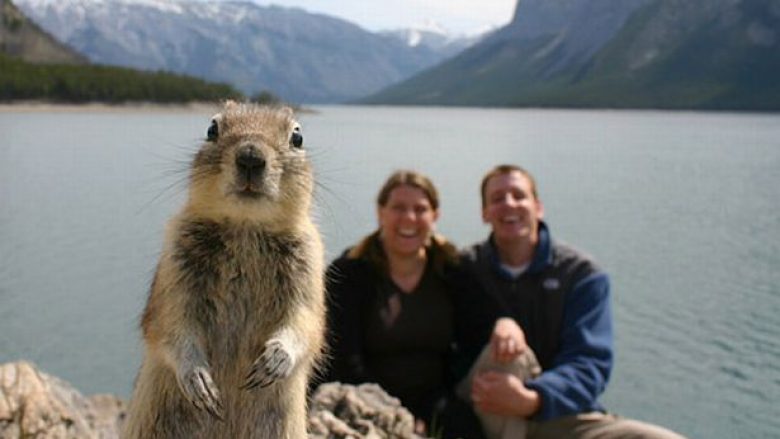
[
  {"x1": 345, "y1": 230, "x2": 459, "y2": 277},
  {"x1": 483, "y1": 221, "x2": 552, "y2": 279}
]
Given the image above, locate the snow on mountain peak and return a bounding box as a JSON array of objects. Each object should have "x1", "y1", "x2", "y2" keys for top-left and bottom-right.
[
  {"x1": 414, "y1": 19, "x2": 448, "y2": 36},
  {"x1": 20, "y1": 0, "x2": 187, "y2": 14}
]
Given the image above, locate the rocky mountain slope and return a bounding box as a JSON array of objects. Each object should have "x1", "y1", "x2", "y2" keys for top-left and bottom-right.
[
  {"x1": 0, "y1": 0, "x2": 85, "y2": 64},
  {"x1": 2, "y1": 0, "x2": 245, "y2": 103},
  {"x1": 363, "y1": 0, "x2": 780, "y2": 111},
  {"x1": 14, "y1": 0, "x2": 477, "y2": 103}
]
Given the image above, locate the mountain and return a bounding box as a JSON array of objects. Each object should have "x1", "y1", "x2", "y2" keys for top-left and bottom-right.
[
  {"x1": 14, "y1": 0, "x2": 468, "y2": 104},
  {"x1": 363, "y1": 0, "x2": 780, "y2": 111},
  {"x1": 1, "y1": 0, "x2": 243, "y2": 103},
  {"x1": 379, "y1": 20, "x2": 485, "y2": 59},
  {"x1": 0, "y1": 0, "x2": 85, "y2": 64}
]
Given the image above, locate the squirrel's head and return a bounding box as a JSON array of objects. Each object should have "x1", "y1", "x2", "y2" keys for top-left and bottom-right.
[{"x1": 187, "y1": 101, "x2": 313, "y2": 225}]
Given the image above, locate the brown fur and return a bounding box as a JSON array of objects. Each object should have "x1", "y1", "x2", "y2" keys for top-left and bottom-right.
[{"x1": 122, "y1": 102, "x2": 325, "y2": 438}]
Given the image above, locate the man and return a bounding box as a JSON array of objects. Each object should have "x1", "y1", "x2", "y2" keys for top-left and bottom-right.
[{"x1": 456, "y1": 164, "x2": 684, "y2": 439}]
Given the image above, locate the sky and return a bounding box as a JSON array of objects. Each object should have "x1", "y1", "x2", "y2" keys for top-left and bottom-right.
[{"x1": 244, "y1": 0, "x2": 518, "y2": 35}]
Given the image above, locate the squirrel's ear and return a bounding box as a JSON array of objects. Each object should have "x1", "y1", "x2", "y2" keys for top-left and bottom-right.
[
  {"x1": 207, "y1": 113, "x2": 222, "y2": 141},
  {"x1": 280, "y1": 106, "x2": 295, "y2": 118},
  {"x1": 224, "y1": 99, "x2": 239, "y2": 110}
]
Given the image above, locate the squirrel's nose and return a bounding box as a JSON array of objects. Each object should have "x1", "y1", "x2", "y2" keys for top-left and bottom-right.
[{"x1": 235, "y1": 145, "x2": 266, "y2": 174}]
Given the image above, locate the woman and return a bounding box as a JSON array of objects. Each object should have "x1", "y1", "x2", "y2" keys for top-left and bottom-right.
[{"x1": 325, "y1": 170, "x2": 460, "y2": 433}]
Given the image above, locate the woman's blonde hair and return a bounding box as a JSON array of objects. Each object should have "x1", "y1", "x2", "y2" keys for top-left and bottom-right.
[
  {"x1": 348, "y1": 170, "x2": 457, "y2": 271},
  {"x1": 376, "y1": 170, "x2": 440, "y2": 210}
]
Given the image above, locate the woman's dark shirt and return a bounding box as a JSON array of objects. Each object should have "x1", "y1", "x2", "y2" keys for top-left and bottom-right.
[{"x1": 324, "y1": 232, "x2": 458, "y2": 421}]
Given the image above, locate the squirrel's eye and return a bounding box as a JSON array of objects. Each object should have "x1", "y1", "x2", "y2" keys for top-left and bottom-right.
[
  {"x1": 290, "y1": 131, "x2": 303, "y2": 148},
  {"x1": 207, "y1": 119, "x2": 219, "y2": 141}
]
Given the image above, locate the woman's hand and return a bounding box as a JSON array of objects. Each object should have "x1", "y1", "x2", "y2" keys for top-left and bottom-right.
[
  {"x1": 490, "y1": 317, "x2": 527, "y2": 364},
  {"x1": 414, "y1": 418, "x2": 427, "y2": 435}
]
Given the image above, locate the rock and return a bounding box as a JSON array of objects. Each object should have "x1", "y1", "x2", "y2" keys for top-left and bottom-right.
[
  {"x1": 85, "y1": 394, "x2": 126, "y2": 439},
  {"x1": 308, "y1": 382, "x2": 425, "y2": 439},
  {"x1": 0, "y1": 361, "x2": 125, "y2": 439},
  {"x1": 0, "y1": 362, "x2": 425, "y2": 438}
]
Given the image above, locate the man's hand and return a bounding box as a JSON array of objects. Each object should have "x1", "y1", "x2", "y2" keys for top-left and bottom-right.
[
  {"x1": 491, "y1": 317, "x2": 527, "y2": 364},
  {"x1": 471, "y1": 371, "x2": 540, "y2": 417}
]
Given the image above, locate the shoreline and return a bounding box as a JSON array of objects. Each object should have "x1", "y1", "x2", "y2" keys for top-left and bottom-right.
[
  {"x1": 0, "y1": 101, "x2": 221, "y2": 113},
  {"x1": 0, "y1": 101, "x2": 318, "y2": 114}
]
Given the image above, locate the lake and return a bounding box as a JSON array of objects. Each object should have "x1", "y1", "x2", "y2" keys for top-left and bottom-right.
[{"x1": 1, "y1": 105, "x2": 778, "y2": 438}]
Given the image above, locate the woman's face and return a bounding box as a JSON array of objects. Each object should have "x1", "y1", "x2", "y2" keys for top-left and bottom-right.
[{"x1": 378, "y1": 184, "x2": 439, "y2": 258}]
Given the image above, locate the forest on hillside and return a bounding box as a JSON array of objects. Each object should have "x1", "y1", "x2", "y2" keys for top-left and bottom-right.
[{"x1": 0, "y1": 53, "x2": 244, "y2": 103}]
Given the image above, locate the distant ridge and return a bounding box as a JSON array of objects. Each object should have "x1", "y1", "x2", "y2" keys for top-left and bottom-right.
[
  {"x1": 1, "y1": 0, "x2": 243, "y2": 103},
  {"x1": 15, "y1": 0, "x2": 479, "y2": 104},
  {"x1": 362, "y1": 0, "x2": 780, "y2": 111},
  {"x1": 0, "y1": 0, "x2": 86, "y2": 64}
]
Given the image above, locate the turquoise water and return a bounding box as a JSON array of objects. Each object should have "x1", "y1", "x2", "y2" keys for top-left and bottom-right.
[{"x1": 1, "y1": 106, "x2": 778, "y2": 438}]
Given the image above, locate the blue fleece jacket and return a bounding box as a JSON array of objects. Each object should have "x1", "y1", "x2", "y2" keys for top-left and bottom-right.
[{"x1": 459, "y1": 223, "x2": 613, "y2": 421}]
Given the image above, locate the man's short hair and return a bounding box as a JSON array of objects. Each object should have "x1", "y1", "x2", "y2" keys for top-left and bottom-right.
[{"x1": 480, "y1": 164, "x2": 539, "y2": 207}]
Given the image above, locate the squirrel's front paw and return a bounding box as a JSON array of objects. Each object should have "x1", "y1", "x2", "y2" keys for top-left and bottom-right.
[
  {"x1": 242, "y1": 340, "x2": 293, "y2": 390},
  {"x1": 178, "y1": 366, "x2": 224, "y2": 421}
]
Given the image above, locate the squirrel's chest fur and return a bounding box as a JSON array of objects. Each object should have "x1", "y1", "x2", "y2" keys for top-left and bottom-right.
[{"x1": 169, "y1": 217, "x2": 311, "y2": 364}]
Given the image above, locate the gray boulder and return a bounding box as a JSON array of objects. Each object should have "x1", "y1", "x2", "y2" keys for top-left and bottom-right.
[
  {"x1": 309, "y1": 382, "x2": 424, "y2": 439},
  {"x1": 0, "y1": 361, "x2": 125, "y2": 439},
  {"x1": 0, "y1": 361, "x2": 425, "y2": 439}
]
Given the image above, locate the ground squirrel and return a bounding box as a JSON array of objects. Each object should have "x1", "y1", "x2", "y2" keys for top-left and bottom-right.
[{"x1": 122, "y1": 101, "x2": 325, "y2": 438}]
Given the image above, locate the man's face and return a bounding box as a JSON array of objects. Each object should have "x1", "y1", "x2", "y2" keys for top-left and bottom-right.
[{"x1": 482, "y1": 171, "x2": 544, "y2": 243}]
